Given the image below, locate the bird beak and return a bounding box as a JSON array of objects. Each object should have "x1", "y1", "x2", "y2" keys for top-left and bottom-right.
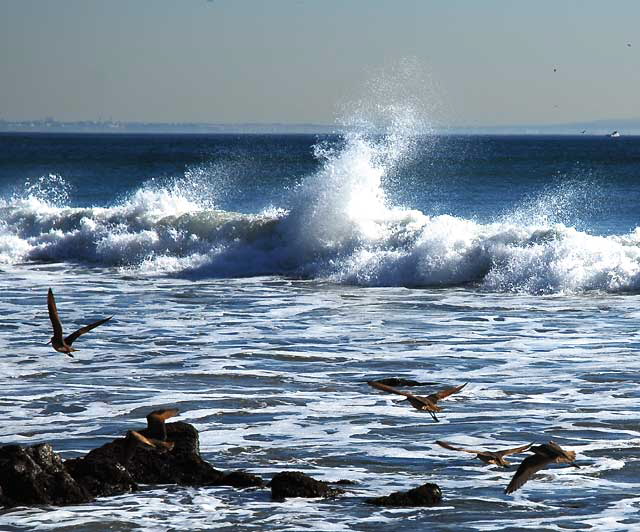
[{"x1": 45, "y1": 340, "x2": 51, "y2": 345}]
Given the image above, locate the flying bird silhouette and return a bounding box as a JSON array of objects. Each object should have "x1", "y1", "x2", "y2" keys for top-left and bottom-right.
[
  {"x1": 505, "y1": 441, "x2": 579, "y2": 494},
  {"x1": 47, "y1": 288, "x2": 112, "y2": 356},
  {"x1": 436, "y1": 440, "x2": 532, "y2": 467},
  {"x1": 367, "y1": 381, "x2": 467, "y2": 422}
]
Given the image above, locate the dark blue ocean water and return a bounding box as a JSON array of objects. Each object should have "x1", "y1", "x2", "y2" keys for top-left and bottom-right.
[
  {"x1": 1, "y1": 133, "x2": 639, "y2": 235},
  {"x1": 1, "y1": 131, "x2": 640, "y2": 531}
]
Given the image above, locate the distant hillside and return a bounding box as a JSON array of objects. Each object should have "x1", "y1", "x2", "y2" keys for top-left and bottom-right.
[{"x1": 1, "y1": 118, "x2": 640, "y2": 135}]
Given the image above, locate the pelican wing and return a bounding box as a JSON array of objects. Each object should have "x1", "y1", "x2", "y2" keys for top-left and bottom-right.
[
  {"x1": 505, "y1": 454, "x2": 554, "y2": 494},
  {"x1": 436, "y1": 440, "x2": 484, "y2": 455},
  {"x1": 497, "y1": 443, "x2": 533, "y2": 457},
  {"x1": 428, "y1": 382, "x2": 467, "y2": 403},
  {"x1": 65, "y1": 316, "x2": 112, "y2": 346},
  {"x1": 129, "y1": 430, "x2": 156, "y2": 449},
  {"x1": 367, "y1": 380, "x2": 411, "y2": 397},
  {"x1": 148, "y1": 408, "x2": 180, "y2": 422},
  {"x1": 47, "y1": 288, "x2": 64, "y2": 342}
]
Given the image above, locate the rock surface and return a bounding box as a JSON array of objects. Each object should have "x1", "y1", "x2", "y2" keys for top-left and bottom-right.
[
  {"x1": 0, "y1": 444, "x2": 90, "y2": 507},
  {"x1": 0, "y1": 422, "x2": 264, "y2": 509},
  {"x1": 366, "y1": 482, "x2": 442, "y2": 507},
  {"x1": 372, "y1": 378, "x2": 437, "y2": 387},
  {"x1": 270, "y1": 471, "x2": 344, "y2": 500}
]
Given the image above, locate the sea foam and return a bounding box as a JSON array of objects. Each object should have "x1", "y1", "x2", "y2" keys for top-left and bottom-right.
[{"x1": 1, "y1": 124, "x2": 639, "y2": 294}]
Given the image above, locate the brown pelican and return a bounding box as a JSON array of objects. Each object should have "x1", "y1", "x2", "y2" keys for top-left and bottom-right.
[
  {"x1": 367, "y1": 381, "x2": 467, "y2": 422},
  {"x1": 47, "y1": 288, "x2": 112, "y2": 356},
  {"x1": 505, "y1": 441, "x2": 579, "y2": 494},
  {"x1": 436, "y1": 440, "x2": 532, "y2": 467}
]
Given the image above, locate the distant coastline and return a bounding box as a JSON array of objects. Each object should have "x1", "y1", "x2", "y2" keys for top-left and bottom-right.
[{"x1": 2, "y1": 118, "x2": 640, "y2": 135}]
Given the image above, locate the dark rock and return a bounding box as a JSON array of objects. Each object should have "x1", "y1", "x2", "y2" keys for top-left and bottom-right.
[
  {"x1": 64, "y1": 452, "x2": 137, "y2": 498},
  {"x1": 67, "y1": 422, "x2": 225, "y2": 488},
  {"x1": 219, "y1": 471, "x2": 264, "y2": 488},
  {"x1": 366, "y1": 482, "x2": 442, "y2": 507},
  {"x1": 1, "y1": 421, "x2": 265, "y2": 509},
  {"x1": 373, "y1": 378, "x2": 437, "y2": 387},
  {"x1": 333, "y1": 479, "x2": 357, "y2": 485},
  {"x1": 270, "y1": 471, "x2": 344, "y2": 501},
  {"x1": 0, "y1": 444, "x2": 91, "y2": 508}
]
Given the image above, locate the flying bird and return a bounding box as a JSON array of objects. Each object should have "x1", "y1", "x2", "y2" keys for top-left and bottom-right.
[
  {"x1": 146, "y1": 408, "x2": 180, "y2": 440},
  {"x1": 122, "y1": 430, "x2": 174, "y2": 464},
  {"x1": 47, "y1": 288, "x2": 112, "y2": 356},
  {"x1": 436, "y1": 440, "x2": 532, "y2": 467},
  {"x1": 367, "y1": 381, "x2": 467, "y2": 422},
  {"x1": 505, "y1": 441, "x2": 579, "y2": 494}
]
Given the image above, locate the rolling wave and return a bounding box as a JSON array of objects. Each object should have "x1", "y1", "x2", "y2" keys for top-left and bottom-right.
[{"x1": 1, "y1": 127, "x2": 639, "y2": 294}]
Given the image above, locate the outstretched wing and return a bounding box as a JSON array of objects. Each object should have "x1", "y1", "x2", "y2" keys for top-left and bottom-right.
[
  {"x1": 436, "y1": 440, "x2": 484, "y2": 455},
  {"x1": 367, "y1": 380, "x2": 411, "y2": 398},
  {"x1": 47, "y1": 288, "x2": 64, "y2": 342},
  {"x1": 146, "y1": 408, "x2": 180, "y2": 439},
  {"x1": 148, "y1": 408, "x2": 180, "y2": 422},
  {"x1": 428, "y1": 382, "x2": 467, "y2": 404},
  {"x1": 129, "y1": 430, "x2": 156, "y2": 449},
  {"x1": 65, "y1": 316, "x2": 112, "y2": 345},
  {"x1": 505, "y1": 454, "x2": 553, "y2": 494},
  {"x1": 497, "y1": 443, "x2": 533, "y2": 457}
]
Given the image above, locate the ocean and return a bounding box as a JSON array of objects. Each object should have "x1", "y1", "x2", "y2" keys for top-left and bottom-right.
[{"x1": 1, "y1": 128, "x2": 639, "y2": 531}]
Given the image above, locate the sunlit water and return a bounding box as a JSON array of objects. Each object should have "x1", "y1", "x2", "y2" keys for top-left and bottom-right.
[{"x1": 1, "y1": 126, "x2": 640, "y2": 531}]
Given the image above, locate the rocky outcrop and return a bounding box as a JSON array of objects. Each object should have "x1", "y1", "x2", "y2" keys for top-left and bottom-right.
[
  {"x1": 0, "y1": 422, "x2": 263, "y2": 509},
  {"x1": 270, "y1": 471, "x2": 344, "y2": 501},
  {"x1": 366, "y1": 482, "x2": 442, "y2": 507},
  {"x1": 0, "y1": 443, "x2": 91, "y2": 507},
  {"x1": 373, "y1": 378, "x2": 436, "y2": 387}
]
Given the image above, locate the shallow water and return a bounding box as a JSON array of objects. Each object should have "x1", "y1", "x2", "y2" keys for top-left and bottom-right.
[{"x1": 1, "y1": 262, "x2": 640, "y2": 531}]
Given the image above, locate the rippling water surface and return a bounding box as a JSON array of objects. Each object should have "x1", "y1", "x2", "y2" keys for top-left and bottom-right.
[{"x1": 1, "y1": 128, "x2": 640, "y2": 531}]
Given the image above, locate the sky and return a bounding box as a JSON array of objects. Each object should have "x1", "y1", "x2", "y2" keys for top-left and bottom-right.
[{"x1": 1, "y1": 0, "x2": 640, "y2": 127}]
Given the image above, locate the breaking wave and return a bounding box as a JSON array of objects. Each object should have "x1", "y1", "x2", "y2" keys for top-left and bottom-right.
[{"x1": 1, "y1": 121, "x2": 639, "y2": 294}]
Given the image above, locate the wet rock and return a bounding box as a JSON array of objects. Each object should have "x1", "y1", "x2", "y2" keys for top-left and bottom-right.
[
  {"x1": 0, "y1": 443, "x2": 91, "y2": 508},
  {"x1": 366, "y1": 482, "x2": 442, "y2": 507},
  {"x1": 270, "y1": 471, "x2": 344, "y2": 500},
  {"x1": 67, "y1": 422, "x2": 225, "y2": 488},
  {"x1": 1, "y1": 422, "x2": 265, "y2": 509},
  {"x1": 64, "y1": 452, "x2": 137, "y2": 498},
  {"x1": 333, "y1": 479, "x2": 357, "y2": 486},
  {"x1": 373, "y1": 378, "x2": 437, "y2": 387},
  {"x1": 220, "y1": 471, "x2": 264, "y2": 488}
]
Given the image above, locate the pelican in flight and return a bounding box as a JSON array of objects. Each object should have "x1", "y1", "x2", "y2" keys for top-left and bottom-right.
[
  {"x1": 436, "y1": 440, "x2": 532, "y2": 467},
  {"x1": 505, "y1": 441, "x2": 579, "y2": 494},
  {"x1": 47, "y1": 288, "x2": 112, "y2": 356},
  {"x1": 367, "y1": 380, "x2": 467, "y2": 422}
]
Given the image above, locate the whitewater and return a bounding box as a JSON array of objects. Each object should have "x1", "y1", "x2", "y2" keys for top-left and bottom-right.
[
  {"x1": 1, "y1": 125, "x2": 640, "y2": 531},
  {"x1": 1, "y1": 129, "x2": 639, "y2": 294}
]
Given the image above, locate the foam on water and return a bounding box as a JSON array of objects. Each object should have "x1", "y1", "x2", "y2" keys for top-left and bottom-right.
[{"x1": 2, "y1": 142, "x2": 639, "y2": 294}]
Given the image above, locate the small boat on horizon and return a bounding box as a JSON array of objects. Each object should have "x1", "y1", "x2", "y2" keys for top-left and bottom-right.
[{"x1": 609, "y1": 130, "x2": 620, "y2": 138}]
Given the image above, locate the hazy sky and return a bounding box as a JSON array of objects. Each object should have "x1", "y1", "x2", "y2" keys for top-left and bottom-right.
[{"x1": 2, "y1": 0, "x2": 639, "y2": 126}]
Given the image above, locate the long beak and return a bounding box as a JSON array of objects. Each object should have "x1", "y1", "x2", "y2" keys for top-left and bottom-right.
[{"x1": 45, "y1": 340, "x2": 51, "y2": 345}]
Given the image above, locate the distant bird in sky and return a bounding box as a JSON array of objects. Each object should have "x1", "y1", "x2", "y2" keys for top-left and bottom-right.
[
  {"x1": 47, "y1": 288, "x2": 112, "y2": 356},
  {"x1": 436, "y1": 440, "x2": 532, "y2": 467},
  {"x1": 627, "y1": 42, "x2": 632, "y2": 47},
  {"x1": 581, "y1": 130, "x2": 586, "y2": 134},
  {"x1": 553, "y1": 67, "x2": 557, "y2": 72},
  {"x1": 505, "y1": 441, "x2": 579, "y2": 494},
  {"x1": 367, "y1": 380, "x2": 467, "y2": 422}
]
